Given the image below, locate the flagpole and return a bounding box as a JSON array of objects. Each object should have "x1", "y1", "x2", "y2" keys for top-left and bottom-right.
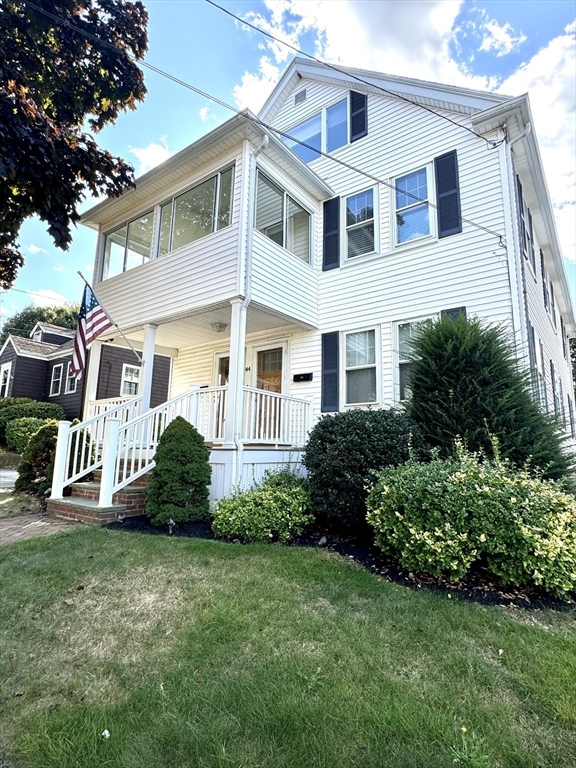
[{"x1": 77, "y1": 271, "x2": 143, "y2": 364}]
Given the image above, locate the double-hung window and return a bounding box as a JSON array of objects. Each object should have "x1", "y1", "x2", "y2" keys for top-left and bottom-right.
[
  {"x1": 65, "y1": 361, "x2": 77, "y2": 394},
  {"x1": 121, "y1": 364, "x2": 140, "y2": 396},
  {"x1": 50, "y1": 364, "x2": 63, "y2": 396},
  {"x1": 345, "y1": 329, "x2": 377, "y2": 404},
  {"x1": 0, "y1": 363, "x2": 11, "y2": 398},
  {"x1": 395, "y1": 167, "x2": 430, "y2": 244},
  {"x1": 255, "y1": 172, "x2": 311, "y2": 263},
  {"x1": 397, "y1": 318, "x2": 435, "y2": 402},
  {"x1": 284, "y1": 114, "x2": 322, "y2": 163},
  {"x1": 345, "y1": 189, "x2": 375, "y2": 258}
]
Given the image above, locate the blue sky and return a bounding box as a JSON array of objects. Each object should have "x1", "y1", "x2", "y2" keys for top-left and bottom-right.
[{"x1": 4, "y1": 0, "x2": 575, "y2": 325}]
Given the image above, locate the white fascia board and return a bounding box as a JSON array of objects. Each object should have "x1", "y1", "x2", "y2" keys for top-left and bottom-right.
[
  {"x1": 29, "y1": 322, "x2": 42, "y2": 338},
  {"x1": 472, "y1": 96, "x2": 576, "y2": 334},
  {"x1": 259, "y1": 57, "x2": 509, "y2": 121},
  {"x1": 47, "y1": 350, "x2": 73, "y2": 361},
  {"x1": 0, "y1": 336, "x2": 16, "y2": 359}
]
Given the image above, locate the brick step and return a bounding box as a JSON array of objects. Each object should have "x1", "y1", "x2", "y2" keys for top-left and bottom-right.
[
  {"x1": 47, "y1": 497, "x2": 128, "y2": 526},
  {"x1": 92, "y1": 469, "x2": 150, "y2": 487},
  {"x1": 70, "y1": 482, "x2": 148, "y2": 517}
]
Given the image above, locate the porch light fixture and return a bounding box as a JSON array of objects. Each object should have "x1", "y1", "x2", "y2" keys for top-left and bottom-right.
[{"x1": 211, "y1": 322, "x2": 227, "y2": 333}]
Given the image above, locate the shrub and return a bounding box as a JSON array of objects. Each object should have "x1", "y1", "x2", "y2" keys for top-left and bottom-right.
[
  {"x1": 406, "y1": 313, "x2": 572, "y2": 480},
  {"x1": 0, "y1": 397, "x2": 34, "y2": 410},
  {"x1": 15, "y1": 420, "x2": 59, "y2": 496},
  {"x1": 302, "y1": 409, "x2": 428, "y2": 531},
  {"x1": 366, "y1": 442, "x2": 576, "y2": 598},
  {"x1": 0, "y1": 401, "x2": 65, "y2": 444},
  {"x1": 212, "y1": 469, "x2": 313, "y2": 543},
  {"x1": 5, "y1": 417, "x2": 48, "y2": 454},
  {"x1": 145, "y1": 416, "x2": 211, "y2": 526}
]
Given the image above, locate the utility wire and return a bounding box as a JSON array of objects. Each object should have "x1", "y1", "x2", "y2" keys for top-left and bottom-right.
[
  {"x1": 204, "y1": 0, "x2": 506, "y2": 150},
  {"x1": 20, "y1": 0, "x2": 507, "y2": 246}
]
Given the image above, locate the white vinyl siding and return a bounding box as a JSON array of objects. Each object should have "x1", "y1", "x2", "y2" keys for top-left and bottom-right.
[{"x1": 50, "y1": 364, "x2": 63, "y2": 396}]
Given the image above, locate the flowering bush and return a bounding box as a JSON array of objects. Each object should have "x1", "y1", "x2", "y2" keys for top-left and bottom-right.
[
  {"x1": 366, "y1": 441, "x2": 576, "y2": 598},
  {"x1": 212, "y1": 470, "x2": 313, "y2": 543}
]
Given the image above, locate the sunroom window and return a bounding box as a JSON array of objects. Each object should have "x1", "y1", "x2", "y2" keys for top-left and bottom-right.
[
  {"x1": 158, "y1": 166, "x2": 234, "y2": 257},
  {"x1": 102, "y1": 211, "x2": 154, "y2": 279},
  {"x1": 255, "y1": 172, "x2": 311, "y2": 263},
  {"x1": 395, "y1": 168, "x2": 430, "y2": 244}
]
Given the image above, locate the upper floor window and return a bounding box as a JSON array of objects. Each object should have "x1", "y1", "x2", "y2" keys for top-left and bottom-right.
[
  {"x1": 345, "y1": 189, "x2": 375, "y2": 258},
  {"x1": 102, "y1": 211, "x2": 154, "y2": 279},
  {"x1": 283, "y1": 92, "x2": 367, "y2": 164},
  {"x1": 395, "y1": 167, "x2": 430, "y2": 244},
  {"x1": 32, "y1": 330, "x2": 42, "y2": 342},
  {"x1": 345, "y1": 329, "x2": 377, "y2": 404},
  {"x1": 516, "y1": 176, "x2": 536, "y2": 273},
  {"x1": 255, "y1": 171, "x2": 311, "y2": 263},
  {"x1": 159, "y1": 166, "x2": 234, "y2": 257}
]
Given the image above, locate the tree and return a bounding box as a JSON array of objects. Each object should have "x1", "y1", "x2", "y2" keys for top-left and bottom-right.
[
  {"x1": 0, "y1": 0, "x2": 148, "y2": 289},
  {"x1": 0, "y1": 303, "x2": 80, "y2": 345},
  {"x1": 406, "y1": 313, "x2": 572, "y2": 481}
]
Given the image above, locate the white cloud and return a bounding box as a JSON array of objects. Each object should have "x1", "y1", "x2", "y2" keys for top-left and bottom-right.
[
  {"x1": 53, "y1": 265, "x2": 65, "y2": 272},
  {"x1": 479, "y1": 18, "x2": 526, "y2": 57},
  {"x1": 200, "y1": 106, "x2": 210, "y2": 122},
  {"x1": 27, "y1": 289, "x2": 68, "y2": 308},
  {"x1": 129, "y1": 140, "x2": 172, "y2": 175},
  {"x1": 85, "y1": 264, "x2": 94, "y2": 272},
  {"x1": 27, "y1": 244, "x2": 46, "y2": 254},
  {"x1": 233, "y1": 55, "x2": 281, "y2": 111}
]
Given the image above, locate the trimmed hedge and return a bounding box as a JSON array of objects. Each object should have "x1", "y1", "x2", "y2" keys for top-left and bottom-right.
[
  {"x1": 302, "y1": 409, "x2": 428, "y2": 530},
  {"x1": 5, "y1": 417, "x2": 49, "y2": 454},
  {"x1": 0, "y1": 397, "x2": 34, "y2": 410},
  {"x1": 366, "y1": 441, "x2": 576, "y2": 599},
  {"x1": 145, "y1": 417, "x2": 211, "y2": 526},
  {"x1": 0, "y1": 401, "x2": 65, "y2": 444},
  {"x1": 212, "y1": 469, "x2": 313, "y2": 543}
]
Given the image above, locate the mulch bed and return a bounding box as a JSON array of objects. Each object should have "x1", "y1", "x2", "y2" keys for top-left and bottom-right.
[{"x1": 106, "y1": 516, "x2": 575, "y2": 612}]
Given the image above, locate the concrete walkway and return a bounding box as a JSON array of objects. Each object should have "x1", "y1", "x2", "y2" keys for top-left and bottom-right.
[{"x1": 0, "y1": 514, "x2": 79, "y2": 546}]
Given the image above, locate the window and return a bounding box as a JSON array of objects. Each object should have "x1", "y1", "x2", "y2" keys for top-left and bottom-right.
[
  {"x1": 121, "y1": 364, "x2": 140, "y2": 396},
  {"x1": 32, "y1": 330, "x2": 42, "y2": 342},
  {"x1": 50, "y1": 364, "x2": 63, "y2": 396},
  {"x1": 345, "y1": 329, "x2": 376, "y2": 404},
  {"x1": 397, "y1": 318, "x2": 436, "y2": 402},
  {"x1": 516, "y1": 176, "x2": 536, "y2": 273},
  {"x1": 538, "y1": 340, "x2": 548, "y2": 411},
  {"x1": 568, "y1": 395, "x2": 575, "y2": 438},
  {"x1": 282, "y1": 92, "x2": 367, "y2": 163},
  {"x1": 255, "y1": 172, "x2": 311, "y2": 263},
  {"x1": 0, "y1": 362, "x2": 11, "y2": 398},
  {"x1": 64, "y1": 361, "x2": 77, "y2": 394},
  {"x1": 345, "y1": 189, "x2": 375, "y2": 258},
  {"x1": 102, "y1": 211, "x2": 154, "y2": 279},
  {"x1": 395, "y1": 167, "x2": 430, "y2": 243},
  {"x1": 158, "y1": 166, "x2": 234, "y2": 257}
]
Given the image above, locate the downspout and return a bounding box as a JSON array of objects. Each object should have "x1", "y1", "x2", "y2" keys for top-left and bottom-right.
[{"x1": 233, "y1": 134, "x2": 270, "y2": 487}]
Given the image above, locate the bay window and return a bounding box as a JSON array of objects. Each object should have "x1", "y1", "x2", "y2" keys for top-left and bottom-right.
[{"x1": 255, "y1": 171, "x2": 311, "y2": 263}]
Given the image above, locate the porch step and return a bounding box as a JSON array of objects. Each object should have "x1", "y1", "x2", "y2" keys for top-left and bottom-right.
[
  {"x1": 69, "y1": 481, "x2": 148, "y2": 518},
  {"x1": 46, "y1": 497, "x2": 128, "y2": 526},
  {"x1": 92, "y1": 468, "x2": 151, "y2": 487}
]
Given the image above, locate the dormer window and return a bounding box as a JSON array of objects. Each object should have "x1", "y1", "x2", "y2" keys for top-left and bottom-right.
[{"x1": 32, "y1": 330, "x2": 42, "y2": 342}]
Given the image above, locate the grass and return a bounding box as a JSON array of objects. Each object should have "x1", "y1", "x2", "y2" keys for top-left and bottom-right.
[
  {"x1": 0, "y1": 528, "x2": 575, "y2": 768},
  {"x1": 0, "y1": 489, "x2": 40, "y2": 519}
]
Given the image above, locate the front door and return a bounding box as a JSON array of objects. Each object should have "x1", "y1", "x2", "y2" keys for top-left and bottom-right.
[{"x1": 255, "y1": 347, "x2": 283, "y2": 440}]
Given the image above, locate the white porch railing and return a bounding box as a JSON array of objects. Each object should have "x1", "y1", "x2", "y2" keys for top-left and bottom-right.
[
  {"x1": 88, "y1": 396, "x2": 141, "y2": 420},
  {"x1": 50, "y1": 395, "x2": 143, "y2": 499},
  {"x1": 51, "y1": 385, "x2": 312, "y2": 507}
]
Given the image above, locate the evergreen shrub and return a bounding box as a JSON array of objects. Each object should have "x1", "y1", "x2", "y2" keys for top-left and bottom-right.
[
  {"x1": 0, "y1": 401, "x2": 65, "y2": 444},
  {"x1": 302, "y1": 409, "x2": 428, "y2": 530},
  {"x1": 0, "y1": 397, "x2": 34, "y2": 410},
  {"x1": 15, "y1": 420, "x2": 59, "y2": 495},
  {"x1": 406, "y1": 313, "x2": 572, "y2": 480},
  {"x1": 366, "y1": 441, "x2": 576, "y2": 598},
  {"x1": 6, "y1": 417, "x2": 48, "y2": 454},
  {"x1": 145, "y1": 416, "x2": 211, "y2": 526},
  {"x1": 212, "y1": 469, "x2": 313, "y2": 543}
]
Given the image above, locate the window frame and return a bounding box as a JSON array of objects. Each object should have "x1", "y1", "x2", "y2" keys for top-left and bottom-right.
[
  {"x1": 101, "y1": 209, "x2": 155, "y2": 280},
  {"x1": 392, "y1": 164, "x2": 436, "y2": 248},
  {"x1": 395, "y1": 315, "x2": 438, "y2": 404},
  {"x1": 50, "y1": 364, "x2": 63, "y2": 397},
  {"x1": 120, "y1": 363, "x2": 141, "y2": 397},
  {"x1": 342, "y1": 326, "x2": 380, "y2": 407},
  {"x1": 64, "y1": 361, "x2": 77, "y2": 394},
  {"x1": 283, "y1": 94, "x2": 352, "y2": 163},
  {"x1": 343, "y1": 186, "x2": 378, "y2": 261},
  {"x1": 254, "y1": 170, "x2": 312, "y2": 265},
  {"x1": 0, "y1": 362, "x2": 12, "y2": 398}
]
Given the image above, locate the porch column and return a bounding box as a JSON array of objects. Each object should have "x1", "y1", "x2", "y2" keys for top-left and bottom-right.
[
  {"x1": 140, "y1": 323, "x2": 158, "y2": 413},
  {"x1": 82, "y1": 339, "x2": 103, "y2": 419},
  {"x1": 223, "y1": 298, "x2": 247, "y2": 447}
]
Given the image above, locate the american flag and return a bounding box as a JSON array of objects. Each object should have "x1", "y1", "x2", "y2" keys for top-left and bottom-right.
[{"x1": 70, "y1": 285, "x2": 114, "y2": 380}]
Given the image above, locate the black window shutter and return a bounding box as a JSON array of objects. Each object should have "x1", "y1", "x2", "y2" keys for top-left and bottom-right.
[
  {"x1": 441, "y1": 306, "x2": 466, "y2": 321},
  {"x1": 434, "y1": 151, "x2": 462, "y2": 237},
  {"x1": 323, "y1": 197, "x2": 340, "y2": 271},
  {"x1": 516, "y1": 175, "x2": 526, "y2": 254},
  {"x1": 321, "y1": 332, "x2": 339, "y2": 412},
  {"x1": 350, "y1": 91, "x2": 367, "y2": 142}
]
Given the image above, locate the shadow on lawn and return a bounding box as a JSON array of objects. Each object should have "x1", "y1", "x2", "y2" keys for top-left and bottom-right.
[{"x1": 106, "y1": 516, "x2": 575, "y2": 613}]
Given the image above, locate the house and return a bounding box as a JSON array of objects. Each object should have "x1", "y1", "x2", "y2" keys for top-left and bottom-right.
[
  {"x1": 0, "y1": 321, "x2": 171, "y2": 421},
  {"x1": 47, "y1": 57, "x2": 576, "y2": 522}
]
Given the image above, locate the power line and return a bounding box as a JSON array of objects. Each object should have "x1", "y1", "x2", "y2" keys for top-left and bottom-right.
[
  {"x1": 204, "y1": 0, "x2": 506, "y2": 150},
  {"x1": 19, "y1": 0, "x2": 507, "y2": 246}
]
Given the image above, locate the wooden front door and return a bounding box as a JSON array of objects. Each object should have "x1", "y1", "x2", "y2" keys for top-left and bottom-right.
[{"x1": 255, "y1": 348, "x2": 283, "y2": 440}]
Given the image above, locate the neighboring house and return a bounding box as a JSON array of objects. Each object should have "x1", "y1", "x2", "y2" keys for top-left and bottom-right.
[
  {"x1": 0, "y1": 322, "x2": 171, "y2": 420},
  {"x1": 49, "y1": 57, "x2": 576, "y2": 514}
]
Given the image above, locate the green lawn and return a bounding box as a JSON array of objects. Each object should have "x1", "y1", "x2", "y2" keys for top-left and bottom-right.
[{"x1": 0, "y1": 528, "x2": 574, "y2": 768}]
